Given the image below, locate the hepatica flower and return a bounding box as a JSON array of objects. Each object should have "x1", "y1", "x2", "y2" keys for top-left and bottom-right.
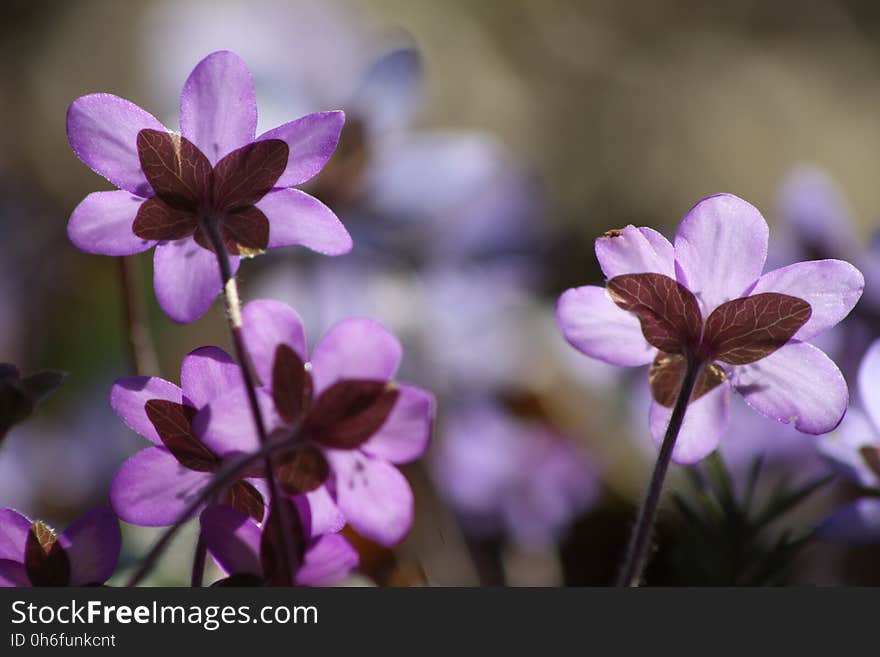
[
  {"x1": 200, "y1": 499, "x2": 358, "y2": 586},
  {"x1": 197, "y1": 300, "x2": 435, "y2": 546},
  {"x1": 67, "y1": 50, "x2": 352, "y2": 323},
  {"x1": 558, "y1": 193, "x2": 864, "y2": 463},
  {"x1": 0, "y1": 507, "x2": 120, "y2": 587}
]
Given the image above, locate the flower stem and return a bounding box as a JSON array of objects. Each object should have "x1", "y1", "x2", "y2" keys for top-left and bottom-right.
[
  {"x1": 617, "y1": 356, "x2": 702, "y2": 587},
  {"x1": 201, "y1": 219, "x2": 300, "y2": 586},
  {"x1": 117, "y1": 256, "x2": 159, "y2": 376},
  {"x1": 190, "y1": 533, "x2": 207, "y2": 588}
]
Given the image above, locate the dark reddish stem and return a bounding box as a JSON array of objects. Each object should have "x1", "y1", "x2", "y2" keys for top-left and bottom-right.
[
  {"x1": 190, "y1": 532, "x2": 207, "y2": 588},
  {"x1": 617, "y1": 355, "x2": 702, "y2": 587},
  {"x1": 117, "y1": 256, "x2": 159, "y2": 376}
]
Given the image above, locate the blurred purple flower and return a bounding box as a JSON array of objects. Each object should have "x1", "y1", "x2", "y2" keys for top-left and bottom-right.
[
  {"x1": 197, "y1": 300, "x2": 435, "y2": 547},
  {"x1": 0, "y1": 507, "x2": 120, "y2": 587},
  {"x1": 200, "y1": 502, "x2": 357, "y2": 587},
  {"x1": 817, "y1": 339, "x2": 880, "y2": 543},
  {"x1": 558, "y1": 193, "x2": 863, "y2": 464},
  {"x1": 431, "y1": 400, "x2": 599, "y2": 548},
  {"x1": 67, "y1": 50, "x2": 351, "y2": 323}
]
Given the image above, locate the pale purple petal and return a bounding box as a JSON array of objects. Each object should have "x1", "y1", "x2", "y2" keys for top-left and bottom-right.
[
  {"x1": 310, "y1": 318, "x2": 403, "y2": 394},
  {"x1": 193, "y1": 387, "x2": 280, "y2": 458},
  {"x1": 674, "y1": 194, "x2": 769, "y2": 314},
  {"x1": 66, "y1": 93, "x2": 167, "y2": 196},
  {"x1": 110, "y1": 376, "x2": 184, "y2": 445},
  {"x1": 326, "y1": 450, "x2": 413, "y2": 546},
  {"x1": 817, "y1": 498, "x2": 880, "y2": 544},
  {"x1": 734, "y1": 342, "x2": 848, "y2": 434},
  {"x1": 180, "y1": 346, "x2": 241, "y2": 408},
  {"x1": 57, "y1": 507, "x2": 121, "y2": 585},
  {"x1": 296, "y1": 534, "x2": 358, "y2": 586},
  {"x1": 153, "y1": 238, "x2": 238, "y2": 324},
  {"x1": 298, "y1": 487, "x2": 345, "y2": 537},
  {"x1": 749, "y1": 260, "x2": 864, "y2": 341},
  {"x1": 0, "y1": 560, "x2": 30, "y2": 587},
  {"x1": 68, "y1": 191, "x2": 155, "y2": 256},
  {"x1": 351, "y1": 48, "x2": 422, "y2": 134},
  {"x1": 858, "y1": 339, "x2": 880, "y2": 432},
  {"x1": 361, "y1": 385, "x2": 434, "y2": 464},
  {"x1": 110, "y1": 447, "x2": 213, "y2": 526},
  {"x1": 0, "y1": 508, "x2": 32, "y2": 561},
  {"x1": 256, "y1": 111, "x2": 345, "y2": 187},
  {"x1": 817, "y1": 408, "x2": 880, "y2": 489},
  {"x1": 594, "y1": 225, "x2": 674, "y2": 279},
  {"x1": 557, "y1": 285, "x2": 655, "y2": 367},
  {"x1": 179, "y1": 50, "x2": 257, "y2": 164},
  {"x1": 241, "y1": 299, "x2": 308, "y2": 387},
  {"x1": 258, "y1": 189, "x2": 352, "y2": 255},
  {"x1": 199, "y1": 505, "x2": 262, "y2": 577},
  {"x1": 650, "y1": 380, "x2": 731, "y2": 464}
]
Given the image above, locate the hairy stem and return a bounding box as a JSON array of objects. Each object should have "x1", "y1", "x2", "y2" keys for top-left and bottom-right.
[
  {"x1": 117, "y1": 256, "x2": 159, "y2": 376},
  {"x1": 201, "y1": 218, "x2": 299, "y2": 585},
  {"x1": 617, "y1": 356, "x2": 702, "y2": 587}
]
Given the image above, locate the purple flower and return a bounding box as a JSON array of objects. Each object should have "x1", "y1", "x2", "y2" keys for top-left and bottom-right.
[
  {"x1": 557, "y1": 193, "x2": 864, "y2": 464},
  {"x1": 200, "y1": 501, "x2": 358, "y2": 587},
  {"x1": 817, "y1": 339, "x2": 880, "y2": 543},
  {"x1": 196, "y1": 300, "x2": 435, "y2": 547},
  {"x1": 67, "y1": 50, "x2": 352, "y2": 323},
  {"x1": 0, "y1": 507, "x2": 120, "y2": 587},
  {"x1": 431, "y1": 400, "x2": 599, "y2": 548}
]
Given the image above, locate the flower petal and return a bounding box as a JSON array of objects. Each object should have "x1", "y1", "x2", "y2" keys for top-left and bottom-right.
[
  {"x1": 733, "y1": 342, "x2": 848, "y2": 434},
  {"x1": 817, "y1": 408, "x2": 880, "y2": 489},
  {"x1": 180, "y1": 346, "x2": 240, "y2": 409},
  {"x1": 57, "y1": 507, "x2": 121, "y2": 586},
  {"x1": 66, "y1": 93, "x2": 167, "y2": 196},
  {"x1": 240, "y1": 299, "x2": 308, "y2": 387},
  {"x1": 179, "y1": 50, "x2": 257, "y2": 164},
  {"x1": 0, "y1": 508, "x2": 31, "y2": 562},
  {"x1": 193, "y1": 386, "x2": 280, "y2": 458},
  {"x1": 110, "y1": 447, "x2": 213, "y2": 526},
  {"x1": 199, "y1": 505, "x2": 262, "y2": 577},
  {"x1": 858, "y1": 339, "x2": 880, "y2": 433},
  {"x1": 748, "y1": 260, "x2": 864, "y2": 341},
  {"x1": 817, "y1": 498, "x2": 880, "y2": 544},
  {"x1": 326, "y1": 451, "x2": 413, "y2": 546},
  {"x1": 310, "y1": 318, "x2": 403, "y2": 395},
  {"x1": 153, "y1": 238, "x2": 238, "y2": 324},
  {"x1": 257, "y1": 188, "x2": 352, "y2": 255},
  {"x1": 296, "y1": 534, "x2": 358, "y2": 586},
  {"x1": 361, "y1": 385, "x2": 435, "y2": 464},
  {"x1": 257, "y1": 111, "x2": 345, "y2": 187},
  {"x1": 0, "y1": 560, "x2": 30, "y2": 587},
  {"x1": 556, "y1": 285, "x2": 655, "y2": 366},
  {"x1": 649, "y1": 380, "x2": 730, "y2": 464},
  {"x1": 111, "y1": 376, "x2": 184, "y2": 445},
  {"x1": 595, "y1": 225, "x2": 674, "y2": 279},
  {"x1": 674, "y1": 194, "x2": 769, "y2": 314},
  {"x1": 68, "y1": 191, "x2": 155, "y2": 256},
  {"x1": 297, "y1": 487, "x2": 345, "y2": 537}
]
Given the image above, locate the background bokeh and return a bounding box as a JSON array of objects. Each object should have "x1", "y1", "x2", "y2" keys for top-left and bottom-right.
[{"x1": 3, "y1": 0, "x2": 880, "y2": 585}]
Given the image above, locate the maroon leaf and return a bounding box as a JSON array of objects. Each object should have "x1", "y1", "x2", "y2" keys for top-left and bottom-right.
[
  {"x1": 305, "y1": 380, "x2": 399, "y2": 449},
  {"x1": 860, "y1": 446, "x2": 880, "y2": 478},
  {"x1": 649, "y1": 352, "x2": 727, "y2": 408},
  {"x1": 222, "y1": 480, "x2": 266, "y2": 523},
  {"x1": 272, "y1": 345, "x2": 313, "y2": 424},
  {"x1": 212, "y1": 139, "x2": 289, "y2": 211},
  {"x1": 260, "y1": 498, "x2": 306, "y2": 586},
  {"x1": 702, "y1": 293, "x2": 811, "y2": 365},
  {"x1": 607, "y1": 273, "x2": 703, "y2": 355},
  {"x1": 132, "y1": 197, "x2": 197, "y2": 241},
  {"x1": 145, "y1": 399, "x2": 217, "y2": 472},
  {"x1": 274, "y1": 444, "x2": 330, "y2": 494},
  {"x1": 25, "y1": 521, "x2": 71, "y2": 587},
  {"x1": 136, "y1": 129, "x2": 212, "y2": 211},
  {"x1": 222, "y1": 206, "x2": 270, "y2": 256}
]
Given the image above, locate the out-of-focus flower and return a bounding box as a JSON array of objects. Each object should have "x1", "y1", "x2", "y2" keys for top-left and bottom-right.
[
  {"x1": 200, "y1": 501, "x2": 357, "y2": 587},
  {"x1": 67, "y1": 50, "x2": 350, "y2": 323},
  {"x1": 558, "y1": 193, "x2": 863, "y2": 463},
  {"x1": 0, "y1": 364, "x2": 65, "y2": 442},
  {"x1": 0, "y1": 507, "x2": 120, "y2": 587},
  {"x1": 817, "y1": 339, "x2": 880, "y2": 543},
  {"x1": 431, "y1": 400, "x2": 599, "y2": 548},
  {"x1": 198, "y1": 300, "x2": 435, "y2": 547}
]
